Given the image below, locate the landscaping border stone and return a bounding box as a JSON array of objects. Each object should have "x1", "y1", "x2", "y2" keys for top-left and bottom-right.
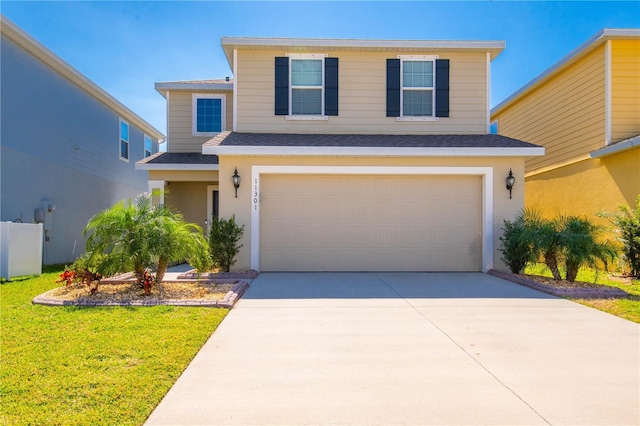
[
  {"x1": 32, "y1": 280, "x2": 250, "y2": 308},
  {"x1": 488, "y1": 269, "x2": 629, "y2": 299},
  {"x1": 176, "y1": 269, "x2": 259, "y2": 280}
]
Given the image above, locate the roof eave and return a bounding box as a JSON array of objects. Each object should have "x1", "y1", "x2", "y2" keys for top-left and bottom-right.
[
  {"x1": 590, "y1": 135, "x2": 640, "y2": 159},
  {"x1": 154, "y1": 82, "x2": 234, "y2": 94},
  {"x1": 135, "y1": 163, "x2": 220, "y2": 171},
  {"x1": 221, "y1": 36, "x2": 506, "y2": 66},
  {"x1": 202, "y1": 145, "x2": 545, "y2": 157}
]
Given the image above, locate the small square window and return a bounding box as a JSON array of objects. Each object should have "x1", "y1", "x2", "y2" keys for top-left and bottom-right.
[{"x1": 193, "y1": 95, "x2": 225, "y2": 136}]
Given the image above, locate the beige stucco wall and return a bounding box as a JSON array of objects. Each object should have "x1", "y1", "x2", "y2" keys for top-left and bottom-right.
[
  {"x1": 149, "y1": 170, "x2": 219, "y2": 231},
  {"x1": 235, "y1": 49, "x2": 489, "y2": 134},
  {"x1": 526, "y1": 147, "x2": 640, "y2": 227},
  {"x1": 167, "y1": 90, "x2": 233, "y2": 153},
  {"x1": 217, "y1": 155, "x2": 525, "y2": 272},
  {"x1": 164, "y1": 181, "x2": 211, "y2": 231},
  {"x1": 492, "y1": 45, "x2": 606, "y2": 174}
]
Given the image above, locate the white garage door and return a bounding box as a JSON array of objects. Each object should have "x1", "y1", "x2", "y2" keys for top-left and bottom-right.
[{"x1": 259, "y1": 174, "x2": 482, "y2": 271}]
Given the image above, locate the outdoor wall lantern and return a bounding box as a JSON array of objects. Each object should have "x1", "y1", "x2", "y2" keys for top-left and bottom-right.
[
  {"x1": 506, "y1": 169, "x2": 516, "y2": 199},
  {"x1": 232, "y1": 167, "x2": 241, "y2": 198}
]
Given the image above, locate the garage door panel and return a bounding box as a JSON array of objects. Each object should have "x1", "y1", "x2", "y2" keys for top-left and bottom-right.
[{"x1": 260, "y1": 174, "x2": 482, "y2": 271}]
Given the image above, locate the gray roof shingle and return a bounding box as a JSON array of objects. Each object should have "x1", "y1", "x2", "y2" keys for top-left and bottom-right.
[
  {"x1": 203, "y1": 132, "x2": 539, "y2": 149},
  {"x1": 138, "y1": 152, "x2": 219, "y2": 165}
]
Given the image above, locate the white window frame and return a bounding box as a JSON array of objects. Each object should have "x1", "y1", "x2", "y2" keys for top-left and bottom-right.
[
  {"x1": 144, "y1": 134, "x2": 154, "y2": 158},
  {"x1": 119, "y1": 118, "x2": 129, "y2": 162},
  {"x1": 192, "y1": 94, "x2": 226, "y2": 136},
  {"x1": 286, "y1": 53, "x2": 328, "y2": 121},
  {"x1": 397, "y1": 55, "x2": 439, "y2": 122}
]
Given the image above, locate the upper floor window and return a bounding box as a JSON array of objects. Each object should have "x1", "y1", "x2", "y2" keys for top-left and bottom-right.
[
  {"x1": 402, "y1": 59, "x2": 435, "y2": 117},
  {"x1": 489, "y1": 120, "x2": 499, "y2": 134},
  {"x1": 387, "y1": 57, "x2": 449, "y2": 120},
  {"x1": 192, "y1": 94, "x2": 225, "y2": 136},
  {"x1": 119, "y1": 119, "x2": 129, "y2": 161},
  {"x1": 144, "y1": 134, "x2": 156, "y2": 158},
  {"x1": 291, "y1": 57, "x2": 324, "y2": 115},
  {"x1": 275, "y1": 55, "x2": 339, "y2": 119}
]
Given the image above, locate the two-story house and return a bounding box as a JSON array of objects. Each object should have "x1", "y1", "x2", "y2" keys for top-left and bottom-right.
[
  {"x1": 138, "y1": 37, "x2": 543, "y2": 273},
  {"x1": 491, "y1": 29, "x2": 639, "y2": 225},
  {"x1": 1, "y1": 15, "x2": 164, "y2": 265}
]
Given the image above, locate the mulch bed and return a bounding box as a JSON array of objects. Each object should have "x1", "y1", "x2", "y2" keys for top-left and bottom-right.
[
  {"x1": 32, "y1": 270, "x2": 257, "y2": 308},
  {"x1": 488, "y1": 269, "x2": 631, "y2": 299}
]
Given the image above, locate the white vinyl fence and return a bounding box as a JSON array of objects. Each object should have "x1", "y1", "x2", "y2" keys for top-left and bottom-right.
[{"x1": 0, "y1": 222, "x2": 43, "y2": 280}]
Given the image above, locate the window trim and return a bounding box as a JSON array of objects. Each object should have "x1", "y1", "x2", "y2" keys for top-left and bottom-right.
[
  {"x1": 286, "y1": 53, "x2": 327, "y2": 120},
  {"x1": 119, "y1": 118, "x2": 129, "y2": 162},
  {"x1": 192, "y1": 93, "x2": 226, "y2": 136},
  {"x1": 397, "y1": 55, "x2": 439, "y2": 121}
]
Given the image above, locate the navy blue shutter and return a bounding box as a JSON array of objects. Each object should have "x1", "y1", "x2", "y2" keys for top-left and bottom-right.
[
  {"x1": 324, "y1": 58, "x2": 339, "y2": 116},
  {"x1": 435, "y1": 59, "x2": 450, "y2": 118},
  {"x1": 274, "y1": 57, "x2": 289, "y2": 115},
  {"x1": 386, "y1": 59, "x2": 401, "y2": 117}
]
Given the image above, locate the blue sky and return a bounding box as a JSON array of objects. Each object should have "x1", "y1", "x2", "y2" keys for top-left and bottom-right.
[{"x1": 2, "y1": 1, "x2": 639, "y2": 136}]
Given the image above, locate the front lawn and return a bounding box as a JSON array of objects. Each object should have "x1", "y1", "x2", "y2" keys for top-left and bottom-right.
[
  {"x1": 1, "y1": 266, "x2": 228, "y2": 425},
  {"x1": 524, "y1": 264, "x2": 640, "y2": 323}
]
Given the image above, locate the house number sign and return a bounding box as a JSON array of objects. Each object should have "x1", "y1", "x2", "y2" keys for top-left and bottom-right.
[{"x1": 253, "y1": 177, "x2": 259, "y2": 211}]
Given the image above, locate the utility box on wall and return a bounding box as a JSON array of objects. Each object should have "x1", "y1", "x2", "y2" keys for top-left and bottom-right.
[{"x1": 0, "y1": 222, "x2": 44, "y2": 280}]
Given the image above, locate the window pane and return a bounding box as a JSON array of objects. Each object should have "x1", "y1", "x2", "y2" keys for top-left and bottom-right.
[
  {"x1": 291, "y1": 59, "x2": 322, "y2": 87},
  {"x1": 403, "y1": 90, "x2": 433, "y2": 116},
  {"x1": 403, "y1": 61, "x2": 433, "y2": 88},
  {"x1": 196, "y1": 98, "x2": 222, "y2": 133},
  {"x1": 120, "y1": 140, "x2": 129, "y2": 159},
  {"x1": 292, "y1": 88, "x2": 322, "y2": 115},
  {"x1": 120, "y1": 121, "x2": 129, "y2": 141}
]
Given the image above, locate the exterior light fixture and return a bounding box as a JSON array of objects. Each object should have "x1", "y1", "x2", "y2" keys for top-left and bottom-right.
[
  {"x1": 506, "y1": 169, "x2": 516, "y2": 199},
  {"x1": 232, "y1": 167, "x2": 241, "y2": 198}
]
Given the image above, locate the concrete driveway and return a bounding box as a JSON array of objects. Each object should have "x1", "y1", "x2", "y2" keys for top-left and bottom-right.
[{"x1": 146, "y1": 273, "x2": 639, "y2": 425}]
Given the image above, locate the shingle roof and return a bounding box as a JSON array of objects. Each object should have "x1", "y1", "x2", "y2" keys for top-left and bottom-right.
[
  {"x1": 203, "y1": 132, "x2": 540, "y2": 149},
  {"x1": 138, "y1": 152, "x2": 219, "y2": 165}
]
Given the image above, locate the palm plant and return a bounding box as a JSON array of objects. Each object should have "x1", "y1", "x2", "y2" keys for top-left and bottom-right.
[
  {"x1": 599, "y1": 196, "x2": 640, "y2": 278},
  {"x1": 559, "y1": 216, "x2": 616, "y2": 282},
  {"x1": 83, "y1": 194, "x2": 156, "y2": 280},
  {"x1": 83, "y1": 193, "x2": 209, "y2": 290},
  {"x1": 149, "y1": 205, "x2": 208, "y2": 284}
]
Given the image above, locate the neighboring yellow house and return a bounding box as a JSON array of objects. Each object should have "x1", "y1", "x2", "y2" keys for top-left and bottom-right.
[
  {"x1": 138, "y1": 37, "x2": 544, "y2": 272},
  {"x1": 491, "y1": 29, "x2": 640, "y2": 225}
]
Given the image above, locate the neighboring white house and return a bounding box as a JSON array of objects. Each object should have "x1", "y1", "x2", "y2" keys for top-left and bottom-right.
[{"x1": 0, "y1": 15, "x2": 165, "y2": 265}]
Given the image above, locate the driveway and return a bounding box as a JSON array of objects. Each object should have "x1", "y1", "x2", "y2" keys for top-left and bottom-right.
[{"x1": 146, "y1": 273, "x2": 639, "y2": 425}]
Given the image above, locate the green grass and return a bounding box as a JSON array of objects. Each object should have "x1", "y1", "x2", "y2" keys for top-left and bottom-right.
[
  {"x1": 524, "y1": 263, "x2": 640, "y2": 323},
  {"x1": 1, "y1": 266, "x2": 228, "y2": 425}
]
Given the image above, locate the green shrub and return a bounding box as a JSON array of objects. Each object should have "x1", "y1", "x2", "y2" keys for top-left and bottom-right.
[
  {"x1": 208, "y1": 215, "x2": 244, "y2": 272},
  {"x1": 500, "y1": 210, "x2": 617, "y2": 282},
  {"x1": 83, "y1": 193, "x2": 207, "y2": 287},
  {"x1": 600, "y1": 196, "x2": 640, "y2": 277},
  {"x1": 499, "y1": 212, "x2": 534, "y2": 273}
]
